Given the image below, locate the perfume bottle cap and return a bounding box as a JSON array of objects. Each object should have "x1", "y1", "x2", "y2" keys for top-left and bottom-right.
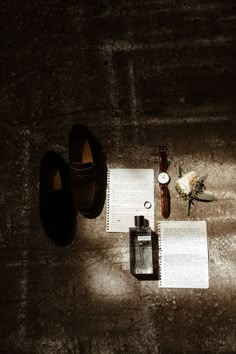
[{"x1": 134, "y1": 215, "x2": 145, "y2": 227}]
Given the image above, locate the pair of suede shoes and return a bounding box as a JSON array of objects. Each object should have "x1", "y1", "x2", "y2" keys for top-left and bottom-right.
[{"x1": 39, "y1": 124, "x2": 107, "y2": 246}]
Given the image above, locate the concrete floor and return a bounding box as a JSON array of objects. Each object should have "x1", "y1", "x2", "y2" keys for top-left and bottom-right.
[{"x1": 0, "y1": 1, "x2": 236, "y2": 353}]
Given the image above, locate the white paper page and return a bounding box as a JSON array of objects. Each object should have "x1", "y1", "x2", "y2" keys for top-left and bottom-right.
[
  {"x1": 159, "y1": 221, "x2": 209, "y2": 288},
  {"x1": 106, "y1": 169, "x2": 154, "y2": 232}
]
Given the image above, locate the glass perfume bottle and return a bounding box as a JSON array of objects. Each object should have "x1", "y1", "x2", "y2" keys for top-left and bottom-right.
[{"x1": 129, "y1": 215, "x2": 153, "y2": 276}]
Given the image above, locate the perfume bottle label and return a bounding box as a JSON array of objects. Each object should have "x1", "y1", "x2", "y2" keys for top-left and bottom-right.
[
  {"x1": 134, "y1": 242, "x2": 153, "y2": 274},
  {"x1": 138, "y1": 235, "x2": 151, "y2": 241}
]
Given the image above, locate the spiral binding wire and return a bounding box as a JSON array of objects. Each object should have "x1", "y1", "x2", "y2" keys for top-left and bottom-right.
[
  {"x1": 106, "y1": 169, "x2": 111, "y2": 231},
  {"x1": 158, "y1": 223, "x2": 163, "y2": 285}
]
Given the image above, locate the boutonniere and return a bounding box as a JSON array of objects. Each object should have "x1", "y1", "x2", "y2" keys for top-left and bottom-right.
[{"x1": 175, "y1": 167, "x2": 217, "y2": 216}]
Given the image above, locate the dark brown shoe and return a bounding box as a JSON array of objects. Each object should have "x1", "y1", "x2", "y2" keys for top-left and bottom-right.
[
  {"x1": 69, "y1": 124, "x2": 107, "y2": 219},
  {"x1": 39, "y1": 151, "x2": 77, "y2": 246}
]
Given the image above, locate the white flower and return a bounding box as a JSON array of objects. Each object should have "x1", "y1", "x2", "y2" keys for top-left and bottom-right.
[
  {"x1": 175, "y1": 167, "x2": 216, "y2": 215},
  {"x1": 175, "y1": 171, "x2": 199, "y2": 197}
]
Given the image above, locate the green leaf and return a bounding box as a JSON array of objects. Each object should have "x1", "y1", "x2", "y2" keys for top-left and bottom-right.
[
  {"x1": 196, "y1": 193, "x2": 217, "y2": 202},
  {"x1": 200, "y1": 174, "x2": 208, "y2": 182}
]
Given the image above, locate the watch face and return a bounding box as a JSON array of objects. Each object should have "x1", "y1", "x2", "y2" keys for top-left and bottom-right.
[{"x1": 157, "y1": 172, "x2": 170, "y2": 184}]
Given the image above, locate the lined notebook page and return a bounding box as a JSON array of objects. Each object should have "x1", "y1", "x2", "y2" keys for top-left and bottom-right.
[
  {"x1": 106, "y1": 169, "x2": 154, "y2": 232},
  {"x1": 159, "y1": 221, "x2": 209, "y2": 288}
]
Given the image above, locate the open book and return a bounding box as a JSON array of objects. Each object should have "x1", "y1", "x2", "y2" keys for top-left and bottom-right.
[
  {"x1": 106, "y1": 169, "x2": 154, "y2": 232},
  {"x1": 158, "y1": 221, "x2": 209, "y2": 288}
]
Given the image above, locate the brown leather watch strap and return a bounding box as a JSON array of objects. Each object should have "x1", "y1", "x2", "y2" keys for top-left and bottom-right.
[
  {"x1": 159, "y1": 146, "x2": 168, "y2": 172},
  {"x1": 160, "y1": 185, "x2": 170, "y2": 219}
]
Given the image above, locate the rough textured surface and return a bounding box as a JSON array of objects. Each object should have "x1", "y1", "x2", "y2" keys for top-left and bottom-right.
[{"x1": 0, "y1": 1, "x2": 236, "y2": 353}]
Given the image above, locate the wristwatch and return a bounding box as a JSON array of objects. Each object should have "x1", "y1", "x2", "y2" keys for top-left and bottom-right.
[{"x1": 156, "y1": 146, "x2": 170, "y2": 218}]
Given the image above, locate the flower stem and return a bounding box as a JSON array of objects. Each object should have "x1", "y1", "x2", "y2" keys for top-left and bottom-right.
[{"x1": 187, "y1": 200, "x2": 191, "y2": 216}]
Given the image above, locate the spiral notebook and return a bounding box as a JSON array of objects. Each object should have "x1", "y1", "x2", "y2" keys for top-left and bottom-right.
[
  {"x1": 106, "y1": 169, "x2": 154, "y2": 232},
  {"x1": 158, "y1": 221, "x2": 209, "y2": 288}
]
